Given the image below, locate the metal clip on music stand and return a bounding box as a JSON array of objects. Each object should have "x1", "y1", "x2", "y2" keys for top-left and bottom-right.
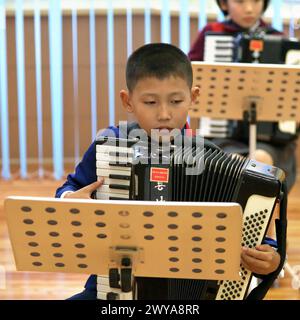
[
  {"x1": 5, "y1": 196, "x2": 243, "y2": 300},
  {"x1": 191, "y1": 62, "x2": 300, "y2": 158}
]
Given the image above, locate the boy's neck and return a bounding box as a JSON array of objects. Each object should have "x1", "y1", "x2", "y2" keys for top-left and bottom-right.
[{"x1": 225, "y1": 17, "x2": 264, "y2": 32}]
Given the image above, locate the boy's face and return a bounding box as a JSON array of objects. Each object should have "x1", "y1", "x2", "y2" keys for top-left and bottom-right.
[
  {"x1": 220, "y1": 0, "x2": 264, "y2": 29},
  {"x1": 120, "y1": 76, "x2": 199, "y2": 138}
]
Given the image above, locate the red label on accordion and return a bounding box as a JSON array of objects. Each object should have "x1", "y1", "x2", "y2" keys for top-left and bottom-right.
[
  {"x1": 150, "y1": 167, "x2": 169, "y2": 183},
  {"x1": 249, "y1": 39, "x2": 264, "y2": 52}
]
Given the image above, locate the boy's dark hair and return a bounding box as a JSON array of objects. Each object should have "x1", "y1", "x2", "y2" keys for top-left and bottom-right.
[
  {"x1": 216, "y1": 0, "x2": 270, "y2": 16},
  {"x1": 126, "y1": 43, "x2": 193, "y2": 92}
]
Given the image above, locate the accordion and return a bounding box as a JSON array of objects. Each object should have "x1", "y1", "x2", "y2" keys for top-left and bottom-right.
[
  {"x1": 95, "y1": 136, "x2": 287, "y2": 300},
  {"x1": 204, "y1": 30, "x2": 300, "y2": 64}
]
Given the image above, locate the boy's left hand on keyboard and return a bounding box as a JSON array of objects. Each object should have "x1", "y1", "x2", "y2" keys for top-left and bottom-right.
[{"x1": 64, "y1": 178, "x2": 104, "y2": 199}]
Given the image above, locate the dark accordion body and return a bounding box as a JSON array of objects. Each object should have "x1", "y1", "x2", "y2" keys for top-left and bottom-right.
[{"x1": 95, "y1": 136, "x2": 287, "y2": 300}]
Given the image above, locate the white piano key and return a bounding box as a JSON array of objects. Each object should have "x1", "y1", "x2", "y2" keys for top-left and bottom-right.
[
  {"x1": 205, "y1": 42, "x2": 233, "y2": 49},
  {"x1": 209, "y1": 119, "x2": 230, "y2": 125},
  {"x1": 204, "y1": 54, "x2": 233, "y2": 62},
  {"x1": 214, "y1": 48, "x2": 234, "y2": 55},
  {"x1": 96, "y1": 160, "x2": 132, "y2": 169},
  {"x1": 97, "y1": 284, "x2": 113, "y2": 293},
  {"x1": 97, "y1": 292, "x2": 108, "y2": 300},
  {"x1": 97, "y1": 275, "x2": 109, "y2": 285},
  {"x1": 205, "y1": 34, "x2": 234, "y2": 42},
  {"x1": 210, "y1": 127, "x2": 230, "y2": 133},
  {"x1": 96, "y1": 193, "x2": 109, "y2": 200},
  {"x1": 102, "y1": 177, "x2": 130, "y2": 186},
  {"x1": 99, "y1": 185, "x2": 129, "y2": 195},
  {"x1": 215, "y1": 42, "x2": 234, "y2": 48},
  {"x1": 96, "y1": 144, "x2": 133, "y2": 155},
  {"x1": 96, "y1": 192, "x2": 129, "y2": 200},
  {"x1": 96, "y1": 154, "x2": 133, "y2": 163},
  {"x1": 204, "y1": 47, "x2": 234, "y2": 54},
  {"x1": 97, "y1": 168, "x2": 131, "y2": 178},
  {"x1": 214, "y1": 57, "x2": 234, "y2": 62},
  {"x1": 204, "y1": 51, "x2": 233, "y2": 59}
]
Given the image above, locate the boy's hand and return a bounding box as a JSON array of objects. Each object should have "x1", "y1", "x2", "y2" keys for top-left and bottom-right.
[
  {"x1": 241, "y1": 244, "x2": 280, "y2": 275},
  {"x1": 64, "y1": 178, "x2": 104, "y2": 199}
]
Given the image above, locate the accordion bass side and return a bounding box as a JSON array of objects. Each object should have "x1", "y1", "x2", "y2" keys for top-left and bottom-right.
[{"x1": 95, "y1": 136, "x2": 286, "y2": 300}]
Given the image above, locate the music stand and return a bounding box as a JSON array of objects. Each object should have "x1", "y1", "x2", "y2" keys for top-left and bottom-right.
[
  {"x1": 5, "y1": 196, "x2": 243, "y2": 298},
  {"x1": 191, "y1": 62, "x2": 300, "y2": 158}
]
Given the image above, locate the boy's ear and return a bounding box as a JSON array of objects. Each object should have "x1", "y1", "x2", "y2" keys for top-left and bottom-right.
[
  {"x1": 120, "y1": 89, "x2": 134, "y2": 113},
  {"x1": 191, "y1": 86, "x2": 200, "y2": 104}
]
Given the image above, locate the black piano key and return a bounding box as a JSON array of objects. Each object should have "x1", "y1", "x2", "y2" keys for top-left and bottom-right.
[
  {"x1": 109, "y1": 174, "x2": 131, "y2": 180},
  {"x1": 109, "y1": 184, "x2": 130, "y2": 190},
  {"x1": 215, "y1": 54, "x2": 232, "y2": 59},
  {"x1": 109, "y1": 162, "x2": 131, "y2": 168},
  {"x1": 109, "y1": 151, "x2": 133, "y2": 157},
  {"x1": 215, "y1": 46, "x2": 233, "y2": 50},
  {"x1": 216, "y1": 40, "x2": 232, "y2": 44},
  {"x1": 109, "y1": 197, "x2": 129, "y2": 200}
]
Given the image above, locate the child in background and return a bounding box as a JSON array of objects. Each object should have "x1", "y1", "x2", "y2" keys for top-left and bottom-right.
[
  {"x1": 189, "y1": 0, "x2": 277, "y2": 61},
  {"x1": 189, "y1": 0, "x2": 298, "y2": 192}
]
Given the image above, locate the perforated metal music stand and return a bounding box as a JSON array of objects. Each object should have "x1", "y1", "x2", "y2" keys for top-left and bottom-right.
[
  {"x1": 5, "y1": 196, "x2": 243, "y2": 288},
  {"x1": 191, "y1": 62, "x2": 300, "y2": 158}
]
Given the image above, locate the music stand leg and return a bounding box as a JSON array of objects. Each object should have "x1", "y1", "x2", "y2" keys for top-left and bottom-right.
[
  {"x1": 249, "y1": 123, "x2": 257, "y2": 159},
  {"x1": 244, "y1": 100, "x2": 258, "y2": 160}
]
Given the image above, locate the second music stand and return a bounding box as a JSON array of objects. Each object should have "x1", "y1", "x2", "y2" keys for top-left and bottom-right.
[{"x1": 191, "y1": 62, "x2": 300, "y2": 158}]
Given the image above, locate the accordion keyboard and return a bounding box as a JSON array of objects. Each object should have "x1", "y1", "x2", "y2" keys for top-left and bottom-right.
[
  {"x1": 204, "y1": 33, "x2": 235, "y2": 62},
  {"x1": 95, "y1": 143, "x2": 134, "y2": 200}
]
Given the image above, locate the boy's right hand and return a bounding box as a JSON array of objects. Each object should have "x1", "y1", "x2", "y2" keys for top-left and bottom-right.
[{"x1": 64, "y1": 178, "x2": 104, "y2": 199}]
